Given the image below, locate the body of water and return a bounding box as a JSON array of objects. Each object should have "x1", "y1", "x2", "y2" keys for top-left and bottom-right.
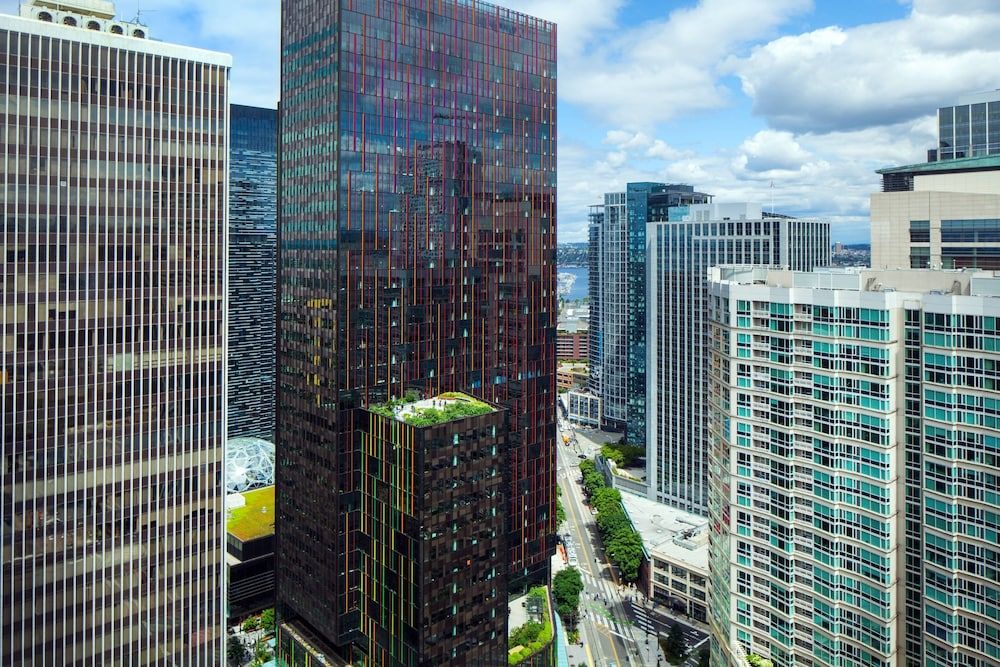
[{"x1": 558, "y1": 266, "x2": 589, "y2": 301}]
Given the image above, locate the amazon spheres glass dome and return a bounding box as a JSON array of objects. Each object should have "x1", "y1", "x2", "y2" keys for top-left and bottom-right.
[{"x1": 225, "y1": 437, "x2": 275, "y2": 493}]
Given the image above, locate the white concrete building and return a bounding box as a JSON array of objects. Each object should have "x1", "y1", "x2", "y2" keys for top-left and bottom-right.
[
  {"x1": 620, "y1": 492, "x2": 710, "y2": 623},
  {"x1": 872, "y1": 157, "x2": 1000, "y2": 271}
]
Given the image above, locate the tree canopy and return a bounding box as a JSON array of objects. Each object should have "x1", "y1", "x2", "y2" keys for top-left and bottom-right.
[
  {"x1": 552, "y1": 568, "x2": 584, "y2": 629},
  {"x1": 576, "y1": 457, "x2": 644, "y2": 584}
]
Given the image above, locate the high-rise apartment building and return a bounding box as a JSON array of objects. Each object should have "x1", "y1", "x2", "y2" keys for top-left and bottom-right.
[
  {"x1": 588, "y1": 182, "x2": 710, "y2": 437},
  {"x1": 277, "y1": 0, "x2": 556, "y2": 664},
  {"x1": 228, "y1": 104, "x2": 277, "y2": 440},
  {"x1": 647, "y1": 204, "x2": 829, "y2": 514},
  {"x1": 708, "y1": 267, "x2": 1000, "y2": 667},
  {"x1": 1, "y1": 1, "x2": 230, "y2": 663}
]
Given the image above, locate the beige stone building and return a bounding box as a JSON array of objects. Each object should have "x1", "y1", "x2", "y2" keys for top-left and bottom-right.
[{"x1": 871, "y1": 156, "x2": 1000, "y2": 270}]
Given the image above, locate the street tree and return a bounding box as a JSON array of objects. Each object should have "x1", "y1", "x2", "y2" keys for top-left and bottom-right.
[
  {"x1": 663, "y1": 622, "x2": 687, "y2": 664},
  {"x1": 552, "y1": 567, "x2": 584, "y2": 628},
  {"x1": 226, "y1": 636, "x2": 247, "y2": 667}
]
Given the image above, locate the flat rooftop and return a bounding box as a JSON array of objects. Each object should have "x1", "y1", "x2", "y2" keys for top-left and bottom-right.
[
  {"x1": 877, "y1": 154, "x2": 1000, "y2": 175},
  {"x1": 226, "y1": 485, "x2": 275, "y2": 543},
  {"x1": 619, "y1": 493, "x2": 709, "y2": 573},
  {"x1": 711, "y1": 266, "x2": 1000, "y2": 297},
  {"x1": 373, "y1": 391, "x2": 495, "y2": 427}
]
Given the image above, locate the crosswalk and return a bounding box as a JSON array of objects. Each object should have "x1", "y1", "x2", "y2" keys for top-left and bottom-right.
[
  {"x1": 579, "y1": 570, "x2": 633, "y2": 639},
  {"x1": 629, "y1": 603, "x2": 657, "y2": 635}
]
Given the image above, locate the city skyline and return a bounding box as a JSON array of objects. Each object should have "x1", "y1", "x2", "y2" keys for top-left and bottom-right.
[{"x1": 3, "y1": 0, "x2": 997, "y2": 245}]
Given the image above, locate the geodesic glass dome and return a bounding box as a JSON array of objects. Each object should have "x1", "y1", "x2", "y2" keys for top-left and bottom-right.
[{"x1": 225, "y1": 437, "x2": 275, "y2": 493}]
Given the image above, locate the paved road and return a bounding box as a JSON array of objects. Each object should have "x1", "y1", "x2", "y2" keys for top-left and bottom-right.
[
  {"x1": 557, "y1": 416, "x2": 711, "y2": 667},
  {"x1": 556, "y1": 418, "x2": 649, "y2": 667}
]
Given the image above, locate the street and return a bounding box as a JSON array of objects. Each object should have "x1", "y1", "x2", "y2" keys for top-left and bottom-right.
[
  {"x1": 556, "y1": 415, "x2": 657, "y2": 667},
  {"x1": 556, "y1": 411, "x2": 709, "y2": 666}
]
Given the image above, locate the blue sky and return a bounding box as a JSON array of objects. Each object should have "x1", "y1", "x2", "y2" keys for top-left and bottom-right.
[{"x1": 8, "y1": 0, "x2": 1000, "y2": 244}]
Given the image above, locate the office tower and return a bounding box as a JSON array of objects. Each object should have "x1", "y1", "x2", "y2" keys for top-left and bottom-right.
[
  {"x1": 588, "y1": 182, "x2": 710, "y2": 437},
  {"x1": 647, "y1": 203, "x2": 829, "y2": 514},
  {"x1": 277, "y1": 0, "x2": 556, "y2": 664},
  {"x1": 873, "y1": 96, "x2": 1000, "y2": 271},
  {"x1": 587, "y1": 206, "x2": 604, "y2": 397},
  {"x1": 228, "y1": 104, "x2": 277, "y2": 440},
  {"x1": 936, "y1": 90, "x2": 1000, "y2": 161},
  {"x1": 708, "y1": 266, "x2": 1000, "y2": 667},
  {"x1": 1, "y1": 1, "x2": 230, "y2": 664}
]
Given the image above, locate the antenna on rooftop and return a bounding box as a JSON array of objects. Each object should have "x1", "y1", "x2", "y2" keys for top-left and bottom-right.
[
  {"x1": 769, "y1": 180, "x2": 775, "y2": 215},
  {"x1": 131, "y1": 1, "x2": 156, "y2": 25}
]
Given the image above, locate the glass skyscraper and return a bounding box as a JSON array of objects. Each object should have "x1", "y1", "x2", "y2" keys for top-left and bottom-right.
[
  {"x1": 588, "y1": 182, "x2": 710, "y2": 439},
  {"x1": 647, "y1": 204, "x2": 829, "y2": 515},
  {"x1": 937, "y1": 90, "x2": 1000, "y2": 160},
  {"x1": 277, "y1": 0, "x2": 556, "y2": 663},
  {"x1": 229, "y1": 104, "x2": 277, "y2": 440},
  {"x1": 1, "y1": 1, "x2": 230, "y2": 663}
]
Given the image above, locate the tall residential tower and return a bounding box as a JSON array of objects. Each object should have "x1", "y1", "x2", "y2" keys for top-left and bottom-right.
[
  {"x1": 277, "y1": 0, "x2": 557, "y2": 664},
  {"x1": 1, "y1": 1, "x2": 230, "y2": 663},
  {"x1": 588, "y1": 182, "x2": 710, "y2": 438},
  {"x1": 709, "y1": 267, "x2": 1000, "y2": 667}
]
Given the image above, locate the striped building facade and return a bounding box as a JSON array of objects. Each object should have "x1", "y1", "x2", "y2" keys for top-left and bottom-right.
[
  {"x1": 1, "y1": 2, "x2": 230, "y2": 663},
  {"x1": 228, "y1": 104, "x2": 276, "y2": 441}
]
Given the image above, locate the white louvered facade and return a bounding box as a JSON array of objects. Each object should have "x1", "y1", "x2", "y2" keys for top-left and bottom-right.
[{"x1": 1, "y1": 3, "x2": 230, "y2": 664}]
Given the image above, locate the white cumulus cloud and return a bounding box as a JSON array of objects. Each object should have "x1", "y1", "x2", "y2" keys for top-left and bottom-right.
[{"x1": 728, "y1": 1, "x2": 1000, "y2": 133}]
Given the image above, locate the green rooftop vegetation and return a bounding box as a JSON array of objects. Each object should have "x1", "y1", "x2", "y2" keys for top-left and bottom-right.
[
  {"x1": 369, "y1": 390, "x2": 494, "y2": 427},
  {"x1": 508, "y1": 586, "x2": 553, "y2": 665},
  {"x1": 227, "y1": 485, "x2": 275, "y2": 542}
]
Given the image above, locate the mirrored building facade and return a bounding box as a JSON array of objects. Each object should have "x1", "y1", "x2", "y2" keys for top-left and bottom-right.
[
  {"x1": 277, "y1": 0, "x2": 557, "y2": 663},
  {"x1": 229, "y1": 103, "x2": 277, "y2": 440},
  {"x1": 937, "y1": 91, "x2": 1000, "y2": 161}
]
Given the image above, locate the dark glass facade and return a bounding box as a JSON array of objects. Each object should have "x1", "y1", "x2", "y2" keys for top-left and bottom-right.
[
  {"x1": 229, "y1": 104, "x2": 277, "y2": 440},
  {"x1": 624, "y1": 183, "x2": 710, "y2": 446},
  {"x1": 350, "y1": 401, "x2": 509, "y2": 665},
  {"x1": 277, "y1": 0, "x2": 556, "y2": 663},
  {"x1": 938, "y1": 98, "x2": 1000, "y2": 160}
]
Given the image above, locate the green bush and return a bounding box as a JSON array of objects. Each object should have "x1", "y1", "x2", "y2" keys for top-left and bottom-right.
[
  {"x1": 260, "y1": 608, "x2": 275, "y2": 634},
  {"x1": 600, "y1": 442, "x2": 645, "y2": 467},
  {"x1": 510, "y1": 621, "x2": 543, "y2": 648},
  {"x1": 508, "y1": 587, "x2": 553, "y2": 665}
]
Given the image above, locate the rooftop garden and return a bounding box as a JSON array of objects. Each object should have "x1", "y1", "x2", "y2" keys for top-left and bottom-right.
[
  {"x1": 508, "y1": 586, "x2": 553, "y2": 665},
  {"x1": 227, "y1": 485, "x2": 275, "y2": 542},
  {"x1": 369, "y1": 390, "x2": 494, "y2": 427}
]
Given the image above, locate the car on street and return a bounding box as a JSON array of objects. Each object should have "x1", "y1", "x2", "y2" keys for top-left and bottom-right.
[{"x1": 577, "y1": 454, "x2": 586, "y2": 459}]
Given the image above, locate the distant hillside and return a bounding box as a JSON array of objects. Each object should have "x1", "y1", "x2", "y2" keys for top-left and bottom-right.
[{"x1": 557, "y1": 244, "x2": 588, "y2": 266}]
